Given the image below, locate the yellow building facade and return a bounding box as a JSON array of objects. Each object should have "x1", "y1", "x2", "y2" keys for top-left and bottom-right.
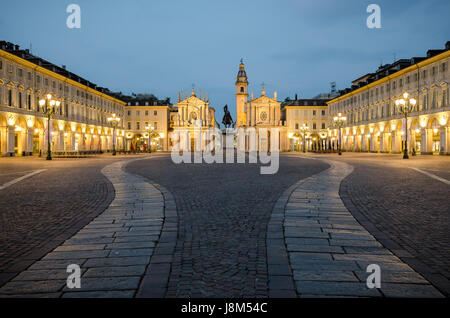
[
  {"x1": 124, "y1": 103, "x2": 170, "y2": 151},
  {"x1": 283, "y1": 99, "x2": 329, "y2": 151},
  {"x1": 327, "y1": 42, "x2": 449, "y2": 155},
  {"x1": 0, "y1": 42, "x2": 126, "y2": 156}
]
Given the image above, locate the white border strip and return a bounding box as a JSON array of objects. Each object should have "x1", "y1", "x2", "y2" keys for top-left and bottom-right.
[
  {"x1": 0, "y1": 169, "x2": 47, "y2": 191},
  {"x1": 411, "y1": 168, "x2": 450, "y2": 185}
]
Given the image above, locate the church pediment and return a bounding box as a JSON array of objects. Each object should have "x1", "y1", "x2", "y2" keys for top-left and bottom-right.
[{"x1": 250, "y1": 95, "x2": 279, "y2": 105}]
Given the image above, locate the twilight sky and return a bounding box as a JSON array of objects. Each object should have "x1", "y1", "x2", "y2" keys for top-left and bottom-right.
[{"x1": 1, "y1": 0, "x2": 449, "y2": 123}]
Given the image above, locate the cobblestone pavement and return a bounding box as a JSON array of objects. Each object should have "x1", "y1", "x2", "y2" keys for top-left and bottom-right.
[
  {"x1": 0, "y1": 158, "x2": 172, "y2": 297},
  {"x1": 0, "y1": 157, "x2": 118, "y2": 286},
  {"x1": 333, "y1": 153, "x2": 450, "y2": 296},
  {"x1": 273, "y1": 156, "x2": 443, "y2": 298},
  {"x1": 284, "y1": 153, "x2": 449, "y2": 296},
  {"x1": 126, "y1": 154, "x2": 329, "y2": 297}
]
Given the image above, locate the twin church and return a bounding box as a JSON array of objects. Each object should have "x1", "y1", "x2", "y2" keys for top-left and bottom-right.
[{"x1": 170, "y1": 60, "x2": 291, "y2": 152}]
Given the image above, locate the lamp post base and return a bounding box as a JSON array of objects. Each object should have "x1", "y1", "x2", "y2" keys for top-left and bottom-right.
[{"x1": 403, "y1": 152, "x2": 409, "y2": 159}]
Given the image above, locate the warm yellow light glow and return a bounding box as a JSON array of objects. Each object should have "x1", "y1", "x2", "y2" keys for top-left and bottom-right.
[
  {"x1": 410, "y1": 98, "x2": 416, "y2": 106},
  {"x1": 56, "y1": 101, "x2": 61, "y2": 107},
  {"x1": 159, "y1": 133, "x2": 165, "y2": 138},
  {"x1": 391, "y1": 124, "x2": 396, "y2": 131},
  {"x1": 440, "y1": 117, "x2": 448, "y2": 126},
  {"x1": 420, "y1": 120, "x2": 427, "y2": 128},
  {"x1": 433, "y1": 128, "x2": 439, "y2": 134},
  {"x1": 50, "y1": 100, "x2": 55, "y2": 106},
  {"x1": 288, "y1": 132, "x2": 294, "y2": 139},
  {"x1": 34, "y1": 128, "x2": 39, "y2": 134},
  {"x1": 15, "y1": 126, "x2": 22, "y2": 132},
  {"x1": 403, "y1": 92, "x2": 409, "y2": 99},
  {"x1": 39, "y1": 99, "x2": 45, "y2": 106},
  {"x1": 64, "y1": 132, "x2": 68, "y2": 137},
  {"x1": 46, "y1": 94, "x2": 52, "y2": 100},
  {"x1": 415, "y1": 129, "x2": 420, "y2": 134}
]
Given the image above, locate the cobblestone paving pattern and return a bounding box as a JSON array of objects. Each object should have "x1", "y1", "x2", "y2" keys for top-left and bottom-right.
[
  {"x1": 282, "y1": 157, "x2": 443, "y2": 298},
  {"x1": 126, "y1": 154, "x2": 329, "y2": 297},
  {"x1": 0, "y1": 159, "x2": 165, "y2": 297}
]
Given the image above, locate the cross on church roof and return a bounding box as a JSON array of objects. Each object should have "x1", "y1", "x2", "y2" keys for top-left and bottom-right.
[{"x1": 261, "y1": 82, "x2": 265, "y2": 90}]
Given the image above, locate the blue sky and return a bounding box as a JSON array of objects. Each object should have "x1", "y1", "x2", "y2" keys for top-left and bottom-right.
[{"x1": 1, "y1": 0, "x2": 449, "y2": 123}]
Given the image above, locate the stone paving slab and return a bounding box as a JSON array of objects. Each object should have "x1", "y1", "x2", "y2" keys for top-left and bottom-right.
[
  {"x1": 268, "y1": 157, "x2": 444, "y2": 298},
  {"x1": 0, "y1": 158, "x2": 177, "y2": 298}
]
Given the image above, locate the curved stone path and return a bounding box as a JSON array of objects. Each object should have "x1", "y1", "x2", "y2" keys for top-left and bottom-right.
[
  {"x1": 272, "y1": 157, "x2": 443, "y2": 298},
  {"x1": 0, "y1": 158, "x2": 175, "y2": 297},
  {"x1": 126, "y1": 154, "x2": 329, "y2": 297}
]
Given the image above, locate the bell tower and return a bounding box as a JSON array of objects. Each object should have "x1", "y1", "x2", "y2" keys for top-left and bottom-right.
[{"x1": 235, "y1": 59, "x2": 248, "y2": 127}]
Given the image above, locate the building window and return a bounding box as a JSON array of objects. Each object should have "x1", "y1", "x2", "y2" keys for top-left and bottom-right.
[
  {"x1": 321, "y1": 123, "x2": 325, "y2": 129},
  {"x1": 36, "y1": 75, "x2": 41, "y2": 83},
  {"x1": 127, "y1": 110, "x2": 131, "y2": 116},
  {"x1": 295, "y1": 123, "x2": 299, "y2": 130},
  {"x1": 127, "y1": 122, "x2": 131, "y2": 130},
  {"x1": 27, "y1": 72, "x2": 31, "y2": 80},
  {"x1": 145, "y1": 110, "x2": 148, "y2": 116},
  {"x1": 321, "y1": 110, "x2": 325, "y2": 116},
  {"x1": 27, "y1": 94, "x2": 31, "y2": 110},
  {"x1": 18, "y1": 92, "x2": 22, "y2": 108},
  {"x1": 313, "y1": 123, "x2": 317, "y2": 130},
  {"x1": 313, "y1": 110, "x2": 316, "y2": 116},
  {"x1": 154, "y1": 110, "x2": 157, "y2": 116},
  {"x1": 136, "y1": 122, "x2": 140, "y2": 130},
  {"x1": 240, "y1": 87, "x2": 244, "y2": 93},
  {"x1": 8, "y1": 90, "x2": 12, "y2": 106},
  {"x1": 18, "y1": 69, "x2": 23, "y2": 77},
  {"x1": 136, "y1": 111, "x2": 140, "y2": 116},
  {"x1": 154, "y1": 122, "x2": 158, "y2": 130},
  {"x1": 0, "y1": 60, "x2": 2, "y2": 70},
  {"x1": 145, "y1": 122, "x2": 148, "y2": 128},
  {"x1": 45, "y1": 78, "x2": 48, "y2": 86}
]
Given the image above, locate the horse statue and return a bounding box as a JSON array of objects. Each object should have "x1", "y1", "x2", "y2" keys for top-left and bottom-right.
[{"x1": 222, "y1": 105, "x2": 234, "y2": 128}]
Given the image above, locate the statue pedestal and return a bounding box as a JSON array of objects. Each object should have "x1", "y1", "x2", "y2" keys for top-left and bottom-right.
[{"x1": 221, "y1": 128, "x2": 236, "y2": 150}]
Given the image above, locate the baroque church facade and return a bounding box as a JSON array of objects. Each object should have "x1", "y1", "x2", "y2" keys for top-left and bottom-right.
[
  {"x1": 169, "y1": 88, "x2": 217, "y2": 151},
  {"x1": 235, "y1": 61, "x2": 288, "y2": 152}
]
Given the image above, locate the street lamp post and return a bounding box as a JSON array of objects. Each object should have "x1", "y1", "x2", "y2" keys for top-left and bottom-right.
[
  {"x1": 299, "y1": 123, "x2": 309, "y2": 153},
  {"x1": 145, "y1": 125, "x2": 155, "y2": 153},
  {"x1": 333, "y1": 112, "x2": 347, "y2": 155},
  {"x1": 107, "y1": 113, "x2": 121, "y2": 156},
  {"x1": 39, "y1": 94, "x2": 60, "y2": 160},
  {"x1": 395, "y1": 92, "x2": 416, "y2": 159}
]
